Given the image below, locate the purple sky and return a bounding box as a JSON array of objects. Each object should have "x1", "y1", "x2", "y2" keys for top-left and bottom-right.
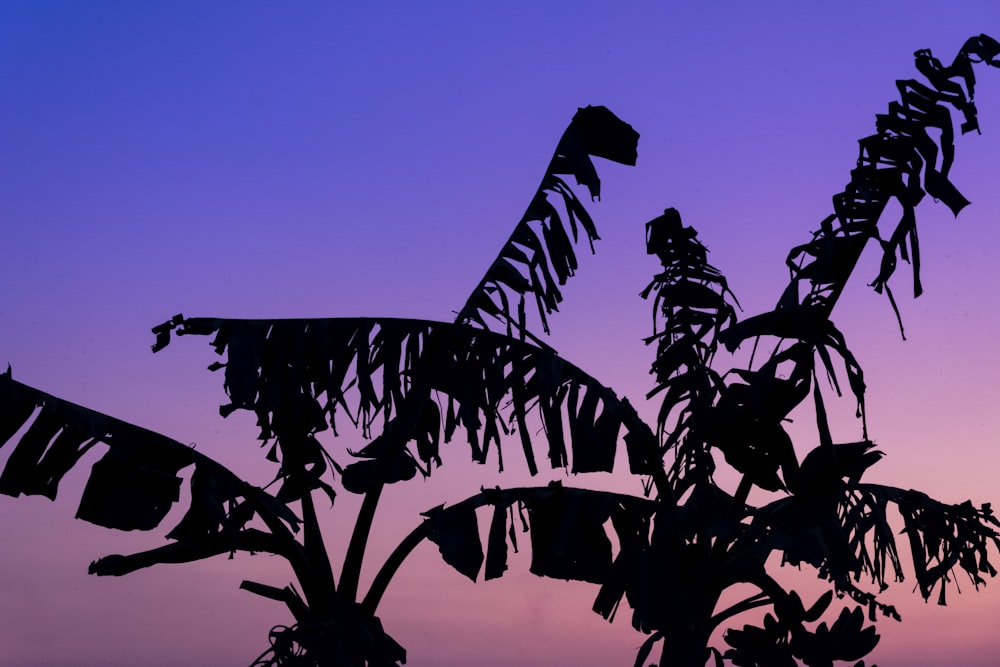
[{"x1": 2, "y1": 2, "x2": 1000, "y2": 665}]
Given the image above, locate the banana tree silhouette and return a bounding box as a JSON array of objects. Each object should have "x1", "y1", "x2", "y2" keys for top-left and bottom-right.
[{"x1": 2, "y1": 35, "x2": 1000, "y2": 667}]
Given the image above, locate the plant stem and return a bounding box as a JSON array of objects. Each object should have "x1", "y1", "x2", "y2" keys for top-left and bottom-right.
[
  {"x1": 361, "y1": 522, "x2": 429, "y2": 613},
  {"x1": 340, "y1": 481, "x2": 385, "y2": 602},
  {"x1": 300, "y1": 489, "x2": 337, "y2": 612}
]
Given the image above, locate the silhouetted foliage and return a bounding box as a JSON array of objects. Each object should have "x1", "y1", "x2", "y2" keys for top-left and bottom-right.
[{"x1": 3, "y1": 37, "x2": 1000, "y2": 667}]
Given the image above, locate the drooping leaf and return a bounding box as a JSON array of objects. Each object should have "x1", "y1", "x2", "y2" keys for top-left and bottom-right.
[
  {"x1": 0, "y1": 369, "x2": 299, "y2": 540},
  {"x1": 152, "y1": 316, "x2": 655, "y2": 482},
  {"x1": 415, "y1": 484, "x2": 655, "y2": 589},
  {"x1": 866, "y1": 484, "x2": 1000, "y2": 604}
]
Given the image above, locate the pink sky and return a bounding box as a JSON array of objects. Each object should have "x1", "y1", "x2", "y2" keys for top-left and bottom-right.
[{"x1": 2, "y1": 2, "x2": 1000, "y2": 665}]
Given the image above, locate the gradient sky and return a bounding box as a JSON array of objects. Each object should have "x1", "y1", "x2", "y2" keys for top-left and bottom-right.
[{"x1": 2, "y1": 2, "x2": 1000, "y2": 666}]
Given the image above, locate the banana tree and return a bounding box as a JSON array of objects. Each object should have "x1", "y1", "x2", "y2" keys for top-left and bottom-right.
[{"x1": 2, "y1": 35, "x2": 1000, "y2": 667}]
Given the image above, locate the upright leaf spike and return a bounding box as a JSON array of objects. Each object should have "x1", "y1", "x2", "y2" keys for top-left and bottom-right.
[{"x1": 456, "y1": 106, "x2": 639, "y2": 338}]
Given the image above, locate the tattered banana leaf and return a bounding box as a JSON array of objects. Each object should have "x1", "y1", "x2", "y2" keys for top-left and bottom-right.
[
  {"x1": 743, "y1": 443, "x2": 1000, "y2": 623},
  {"x1": 640, "y1": 208, "x2": 739, "y2": 495},
  {"x1": 688, "y1": 38, "x2": 1000, "y2": 502},
  {"x1": 0, "y1": 368, "x2": 299, "y2": 553},
  {"x1": 454, "y1": 105, "x2": 639, "y2": 338},
  {"x1": 642, "y1": 209, "x2": 737, "y2": 391},
  {"x1": 855, "y1": 484, "x2": 1000, "y2": 606},
  {"x1": 413, "y1": 481, "x2": 756, "y2": 637},
  {"x1": 773, "y1": 35, "x2": 1000, "y2": 338},
  {"x1": 151, "y1": 316, "x2": 659, "y2": 484},
  {"x1": 415, "y1": 483, "x2": 654, "y2": 585}
]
